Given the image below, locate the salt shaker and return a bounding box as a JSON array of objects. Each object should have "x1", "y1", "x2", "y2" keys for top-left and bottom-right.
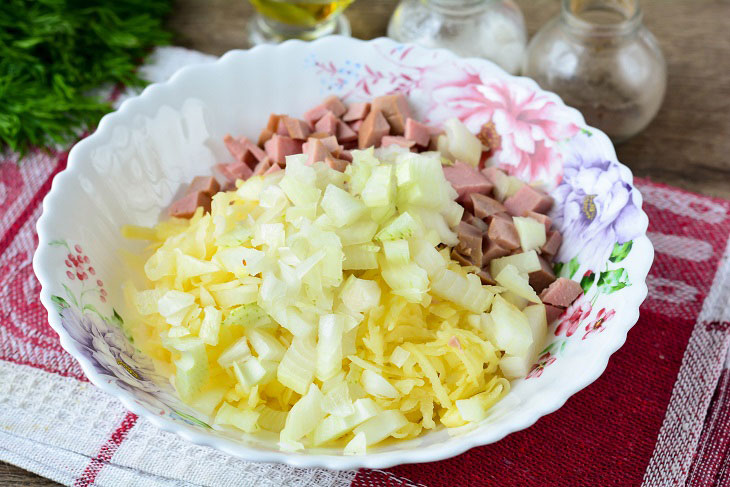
[
  {"x1": 523, "y1": 0, "x2": 666, "y2": 142},
  {"x1": 387, "y1": 0, "x2": 528, "y2": 75}
]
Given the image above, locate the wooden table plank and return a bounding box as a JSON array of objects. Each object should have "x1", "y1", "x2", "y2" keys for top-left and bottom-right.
[{"x1": 3, "y1": 0, "x2": 729, "y2": 484}]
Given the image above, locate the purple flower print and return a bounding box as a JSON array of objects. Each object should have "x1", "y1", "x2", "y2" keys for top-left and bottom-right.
[{"x1": 552, "y1": 133, "x2": 647, "y2": 271}]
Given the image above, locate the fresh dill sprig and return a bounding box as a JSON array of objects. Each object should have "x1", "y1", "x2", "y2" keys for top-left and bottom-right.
[{"x1": 0, "y1": 0, "x2": 172, "y2": 157}]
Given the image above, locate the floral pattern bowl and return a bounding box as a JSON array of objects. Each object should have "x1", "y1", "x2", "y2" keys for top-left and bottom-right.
[{"x1": 33, "y1": 36, "x2": 652, "y2": 470}]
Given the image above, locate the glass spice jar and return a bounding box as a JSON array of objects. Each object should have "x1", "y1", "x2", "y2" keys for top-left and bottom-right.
[
  {"x1": 387, "y1": 0, "x2": 527, "y2": 75},
  {"x1": 523, "y1": 0, "x2": 666, "y2": 142}
]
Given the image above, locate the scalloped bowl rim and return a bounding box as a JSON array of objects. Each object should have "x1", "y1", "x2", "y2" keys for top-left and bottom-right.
[{"x1": 33, "y1": 36, "x2": 653, "y2": 470}]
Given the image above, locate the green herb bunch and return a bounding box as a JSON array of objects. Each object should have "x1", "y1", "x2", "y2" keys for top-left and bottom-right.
[{"x1": 0, "y1": 0, "x2": 172, "y2": 156}]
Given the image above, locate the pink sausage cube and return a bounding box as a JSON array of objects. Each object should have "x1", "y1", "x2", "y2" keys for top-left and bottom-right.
[
  {"x1": 442, "y1": 161, "x2": 494, "y2": 205},
  {"x1": 504, "y1": 185, "x2": 554, "y2": 216},
  {"x1": 487, "y1": 216, "x2": 520, "y2": 250},
  {"x1": 325, "y1": 155, "x2": 348, "y2": 172},
  {"x1": 314, "y1": 111, "x2": 339, "y2": 136},
  {"x1": 371, "y1": 93, "x2": 412, "y2": 135},
  {"x1": 342, "y1": 102, "x2": 370, "y2": 122},
  {"x1": 169, "y1": 191, "x2": 211, "y2": 219},
  {"x1": 339, "y1": 150, "x2": 353, "y2": 162},
  {"x1": 541, "y1": 229, "x2": 563, "y2": 257},
  {"x1": 282, "y1": 116, "x2": 311, "y2": 140},
  {"x1": 539, "y1": 278, "x2": 583, "y2": 308},
  {"x1": 336, "y1": 120, "x2": 358, "y2": 143},
  {"x1": 349, "y1": 119, "x2": 364, "y2": 132},
  {"x1": 264, "y1": 134, "x2": 303, "y2": 165},
  {"x1": 252, "y1": 157, "x2": 272, "y2": 176},
  {"x1": 304, "y1": 138, "x2": 330, "y2": 165},
  {"x1": 404, "y1": 118, "x2": 430, "y2": 147},
  {"x1": 303, "y1": 95, "x2": 347, "y2": 124},
  {"x1": 545, "y1": 304, "x2": 565, "y2": 324},
  {"x1": 381, "y1": 135, "x2": 416, "y2": 149},
  {"x1": 264, "y1": 161, "x2": 282, "y2": 175},
  {"x1": 187, "y1": 176, "x2": 220, "y2": 197},
  {"x1": 358, "y1": 110, "x2": 391, "y2": 149}
]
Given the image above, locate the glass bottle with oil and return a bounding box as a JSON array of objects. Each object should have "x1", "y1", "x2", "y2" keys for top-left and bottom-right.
[{"x1": 247, "y1": 0, "x2": 354, "y2": 44}]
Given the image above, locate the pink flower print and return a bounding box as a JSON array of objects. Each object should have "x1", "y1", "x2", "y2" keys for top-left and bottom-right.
[
  {"x1": 555, "y1": 294, "x2": 592, "y2": 337},
  {"x1": 583, "y1": 308, "x2": 616, "y2": 340},
  {"x1": 477, "y1": 81, "x2": 580, "y2": 184},
  {"x1": 421, "y1": 68, "x2": 579, "y2": 184},
  {"x1": 526, "y1": 352, "x2": 557, "y2": 379}
]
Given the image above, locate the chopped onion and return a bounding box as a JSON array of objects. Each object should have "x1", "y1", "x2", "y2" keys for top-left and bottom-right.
[
  {"x1": 277, "y1": 336, "x2": 316, "y2": 394},
  {"x1": 361, "y1": 369, "x2": 400, "y2": 398},
  {"x1": 490, "y1": 250, "x2": 541, "y2": 277},
  {"x1": 280, "y1": 383, "x2": 325, "y2": 443},
  {"x1": 353, "y1": 410, "x2": 409, "y2": 446},
  {"x1": 513, "y1": 216, "x2": 546, "y2": 252},
  {"x1": 321, "y1": 184, "x2": 366, "y2": 227},
  {"x1": 495, "y1": 264, "x2": 541, "y2": 304},
  {"x1": 489, "y1": 295, "x2": 532, "y2": 356},
  {"x1": 316, "y1": 314, "x2": 345, "y2": 381},
  {"x1": 217, "y1": 336, "x2": 251, "y2": 368},
  {"x1": 443, "y1": 118, "x2": 482, "y2": 166}
]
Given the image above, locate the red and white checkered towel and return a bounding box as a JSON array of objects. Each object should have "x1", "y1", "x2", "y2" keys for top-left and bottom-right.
[{"x1": 1, "y1": 48, "x2": 729, "y2": 487}]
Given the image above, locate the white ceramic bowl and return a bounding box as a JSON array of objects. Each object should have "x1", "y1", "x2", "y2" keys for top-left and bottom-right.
[{"x1": 34, "y1": 36, "x2": 652, "y2": 470}]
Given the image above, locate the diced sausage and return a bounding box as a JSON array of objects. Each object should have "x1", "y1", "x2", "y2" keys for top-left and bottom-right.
[
  {"x1": 539, "y1": 278, "x2": 583, "y2": 308},
  {"x1": 504, "y1": 185, "x2": 553, "y2": 216},
  {"x1": 456, "y1": 221, "x2": 483, "y2": 266},
  {"x1": 264, "y1": 134, "x2": 303, "y2": 165},
  {"x1": 336, "y1": 120, "x2": 358, "y2": 143},
  {"x1": 404, "y1": 118, "x2": 431, "y2": 147},
  {"x1": 349, "y1": 119, "x2": 364, "y2": 132},
  {"x1": 541, "y1": 229, "x2": 563, "y2": 257},
  {"x1": 252, "y1": 157, "x2": 273, "y2": 176},
  {"x1": 462, "y1": 211, "x2": 488, "y2": 232},
  {"x1": 257, "y1": 128, "x2": 274, "y2": 147},
  {"x1": 471, "y1": 194, "x2": 506, "y2": 220},
  {"x1": 451, "y1": 248, "x2": 473, "y2": 267},
  {"x1": 313, "y1": 111, "x2": 339, "y2": 136},
  {"x1": 187, "y1": 176, "x2": 220, "y2": 197},
  {"x1": 481, "y1": 166, "x2": 506, "y2": 185},
  {"x1": 443, "y1": 161, "x2": 494, "y2": 205},
  {"x1": 282, "y1": 115, "x2": 311, "y2": 140},
  {"x1": 358, "y1": 110, "x2": 390, "y2": 149},
  {"x1": 428, "y1": 133, "x2": 440, "y2": 151},
  {"x1": 487, "y1": 216, "x2": 520, "y2": 250},
  {"x1": 258, "y1": 114, "x2": 281, "y2": 146},
  {"x1": 545, "y1": 304, "x2": 565, "y2": 324},
  {"x1": 477, "y1": 268, "x2": 496, "y2": 285},
  {"x1": 216, "y1": 161, "x2": 252, "y2": 182},
  {"x1": 324, "y1": 155, "x2": 348, "y2": 172},
  {"x1": 529, "y1": 256, "x2": 557, "y2": 294},
  {"x1": 303, "y1": 95, "x2": 347, "y2": 124},
  {"x1": 317, "y1": 135, "x2": 342, "y2": 155},
  {"x1": 482, "y1": 239, "x2": 510, "y2": 265},
  {"x1": 381, "y1": 135, "x2": 416, "y2": 149},
  {"x1": 264, "y1": 162, "x2": 282, "y2": 175},
  {"x1": 342, "y1": 102, "x2": 370, "y2": 122},
  {"x1": 169, "y1": 191, "x2": 211, "y2": 219},
  {"x1": 526, "y1": 210, "x2": 552, "y2": 232},
  {"x1": 339, "y1": 150, "x2": 353, "y2": 162},
  {"x1": 371, "y1": 93, "x2": 412, "y2": 135},
  {"x1": 224, "y1": 134, "x2": 266, "y2": 167},
  {"x1": 275, "y1": 118, "x2": 289, "y2": 135},
  {"x1": 303, "y1": 137, "x2": 330, "y2": 165}
]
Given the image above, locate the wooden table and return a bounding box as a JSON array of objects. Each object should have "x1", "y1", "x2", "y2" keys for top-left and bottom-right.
[{"x1": 3, "y1": 0, "x2": 728, "y2": 485}]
